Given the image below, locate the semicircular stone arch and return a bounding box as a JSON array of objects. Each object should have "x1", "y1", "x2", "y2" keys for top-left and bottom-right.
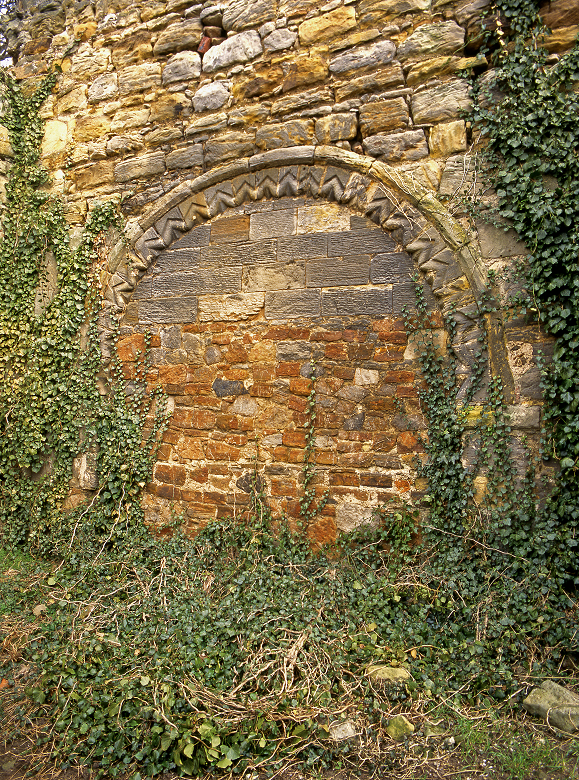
[{"x1": 104, "y1": 147, "x2": 512, "y2": 539}]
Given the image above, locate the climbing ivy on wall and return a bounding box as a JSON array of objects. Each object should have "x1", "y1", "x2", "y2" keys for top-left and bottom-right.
[
  {"x1": 0, "y1": 72, "x2": 168, "y2": 558},
  {"x1": 472, "y1": 8, "x2": 579, "y2": 567}
]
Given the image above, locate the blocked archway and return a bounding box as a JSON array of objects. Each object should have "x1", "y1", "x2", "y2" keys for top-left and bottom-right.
[{"x1": 103, "y1": 147, "x2": 514, "y2": 538}]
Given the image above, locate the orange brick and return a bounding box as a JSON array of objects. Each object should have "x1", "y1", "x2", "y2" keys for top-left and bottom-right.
[
  {"x1": 181, "y1": 488, "x2": 205, "y2": 502},
  {"x1": 360, "y1": 473, "x2": 393, "y2": 488},
  {"x1": 162, "y1": 429, "x2": 180, "y2": 445},
  {"x1": 223, "y1": 368, "x2": 249, "y2": 380},
  {"x1": 225, "y1": 343, "x2": 249, "y2": 363},
  {"x1": 339, "y1": 453, "x2": 374, "y2": 467},
  {"x1": 334, "y1": 367, "x2": 355, "y2": 380},
  {"x1": 384, "y1": 371, "x2": 414, "y2": 383},
  {"x1": 116, "y1": 333, "x2": 145, "y2": 361},
  {"x1": 180, "y1": 437, "x2": 204, "y2": 459},
  {"x1": 394, "y1": 478, "x2": 412, "y2": 492},
  {"x1": 265, "y1": 326, "x2": 310, "y2": 340},
  {"x1": 189, "y1": 466, "x2": 208, "y2": 483},
  {"x1": 288, "y1": 395, "x2": 308, "y2": 412},
  {"x1": 397, "y1": 431, "x2": 423, "y2": 454},
  {"x1": 283, "y1": 430, "x2": 307, "y2": 447},
  {"x1": 286, "y1": 448, "x2": 305, "y2": 463},
  {"x1": 325, "y1": 343, "x2": 349, "y2": 360},
  {"x1": 330, "y1": 471, "x2": 360, "y2": 486},
  {"x1": 314, "y1": 451, "x2": 336, "y2": 465},
  {"x1": 270, "y1": 477, "x2": 298, "y2": 497},
  {"x1": 159, "y1": 364, "x2": 187, "y2": 385},
  {"x1": 374, "y1": 348, "x2": 405, "y2": 362},
  {"x1": 379, "y1": 331, "x2": 408, "y2": 344},
  {"x1": 397, "y1": 385, "x2": 418, "y2": 398},
  {"x1": 216, "y1": 414, "x2": 254, "y2": 431},
  {"x1": 251, "y1": 384, "x2": 273, "y2": 397},
  {"x1": 191, "y1": 410, "x2": 217, "y2": 429},
  {"x1": 311, "y1": 330, "x2": 342, "y2": 342},
  {"x1": 289, "y1": 377, "x2": 312, "y2": 396},
  {"x1": 253, "y1": 366, "x2": 275, "y2": 381},
  {"x1": 154, "y1": 463, "x2": 173, "y2": 483},
  {"x1": 205, "y1": 441, "x2": 242, "y2": 460}
]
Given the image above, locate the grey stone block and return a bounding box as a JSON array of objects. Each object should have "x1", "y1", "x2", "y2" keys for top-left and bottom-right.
[
  {"x1": 322, "y1": 288, "x2": 392, "y2": 316},
  {"x1": 193, "y1": 81, "x2": 231, "y2": 112},
  {"x1": 114, "y1": 152, "x2": 166, "y2": 183},
  {"x1": 476, "y1": 220, "x2": 527, "y2": 258},
  {"x1": 255, "y1": 119, "x2": 314, "y2": 150},
  {"x1": 162, "y1": 51, "x2": 202, "y2": 85},
  {"x1": 306, "y1": 256, "x2": 370, "y2": 287},
  {"x1": 265, "y1": 289, "x2": 321, "y2": 319},
  {"x1": 153, "y1": 248, "x2": 201, "y2": 274},
  {"x1": 213, "y1": 377, "x2": 248, "y2": 397},
  {"x1": 204, "y1": 132, "x2": 255, "y2": 166},
  {"x1": 242, "y1": 261, "x2": 305, "y2": 291},
  {"x1": 131, "y1": 276, "x2": 152, "y2": 300},
  {"x1": 201, "y1": 239, "x2": 277, "y2": 265},
  {"x1": 202, "y1": 30, "x2": 263, "y2": 72},
  {"x1": 329, "y1": 39, "x2": 396, "y2": 73},
  {"x1": 276, "y1": 341, "x2": 312, "y2": 361},
  {"x1": 171, "y1": 224, "x2": 211, "y2": 249},
  {"x1": 370, "y1": 252, "x2": 414, "y2": 283},
  {"x1": 392, "y1": 281, "x2": 436, "y2": 313},
  {"x1": 397, "y1": 20, "x2": 465, "y2": 61},
  {"x1": 166, "y1": 145, "x2": 203, "y2": 170},
  {"x1": 139, "y1": 297, "x2": 198, "y2": 323},
  {"x1": 249, "y1": 209, "x2": 297, "y2": 240},
  {"x1": 278, "y1": 234, "x2": 327, "y2": 261},
  {"x1": 249, "y1": 146, "x2": 315, "y2": 170},
  {"x1": 412, "y1": 80, "x2": 472, "y2": 124},
  {"x1": 326, "y1": 229, "x2": 396, "y2": 256},
  {"x1": 363, "y1": 130, "x2": 428, "y2": 163},
  {"x1": 152, "y1": 267, "x2": 241, "y2": 297}
]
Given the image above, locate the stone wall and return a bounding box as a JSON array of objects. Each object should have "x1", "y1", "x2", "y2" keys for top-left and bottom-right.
[{"x1": 3, "y1": 0, "x2": 573, "y2": 536}]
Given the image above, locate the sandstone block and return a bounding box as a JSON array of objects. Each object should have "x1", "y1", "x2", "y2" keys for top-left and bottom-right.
[
  {"x1": 412, "y1": 80, "x2": 472, "y2": 124},
  {"x1": 153, "y1": 268, "x2": 241, "y2": 297},
  {"x1": 150, "y1": 93, "x2": 192, "y2": 123},
  {"x1": 438, "y1": 153, "x2": 480, "y2": 199},
  {"x1": 370, "y1": 252, "x2": 414, "y2": 283},
  {"x1": 429, "y1": 120, "x2": 467, "y2": 156},
  {"x1": 322, "y1": 288, "x2": 392, "y2": 316},
  {"x1": 281, "y1": 55, "x2": 328, "y2": 93},
  {"x1": 74, "y1": 160, "x2": 114, "y2": 189},
  {"x1": 74, "y1": 113, "x2": 111, "y2": 142},
  {"x1": 299, "y1": 6, "x2": 357, "y2": 45},
  {"x1": 193, "y1": 82, "x2": 230, "y2": 112},
  {"x1": 363, "y1": 130, "x2": 428, "y2": 162},
  {"x1": 162, "y1": 51, "x2": 202, "y2": 85},
  {"x1": 202, "y1": 31, "x2": 263, "y2": 73},
  {"x1": 297, "y1": 204, "x2": 351, "y2": 234},
  {"x1": 360, "y1": 98, "x2": 409, "y2": 136},
  {"x1": 327, "y1": 229, "x2": 396, "y2": 255},
  {"x1": 88, "y1": 73, "x2": 118, "y2": 104},
  {"x1": 271, "y1": 87, "x2": 333, "y2": 116},
  {"x1": 204, "y1": 132, "x2": 255, "y2": 165},
  {"x1": 153, "y1": 20, "x2": 203, "y2": 56},
  {"x1": 543, "y1": 25, "x2": 579, "y2": 52},
  {"x1": 278, "y1": 234, "x2": 327, "y2": 262},
  {"x1": 232, "y1": 65, "x2": 284, "y2": 100},
  {"x1": 186, "y1": 113, "x2": 228, "y2": 137},
  {"x1": 153, "y1": 248, "x2": 200, "y2": 274},
  {"x1": 201, "y1": 239, "x2": 277, "y2": 265},
  {"x1": 265, "y1": 290, "x2": 321, "y2": 319},
  {"x1": 41, "y1": 120, "x2": 67, "y2": 157},
  {"x1": 114, "y1": 151, "x2": 166, "y2": 183},
  {"x1": 306, "y1": 256, "x2": 371, "y2": 287},
  {"x1": 199, "y1": 292, "x2": 265, "y2": 321},
  {"x1": 263, "y1": 28, "x2": 297, "y2": 51},
  {"x1": 70, "y1": 45, "x2": 110, "y2": 77},
  {"x1": 56, "y1": 86, "x2": 87, "y2": 115},
  {"x1": 334, "y1": 65, "x2": 404, "y2": 102},
  {"x1": 397, "y1": 20, "x2": 465, "y2": 61},
  {"x1": 223, "y1": 0, "x2": 275, "y2": 31},
  {"x1": 112, "y1": 31, "x2": 153, "y2": 68},
  {"x1": 110, "y1": 108, "x2": 151, "y2": 133},
  {"x1": 256, "y1": 119, "x2": 314, "y2": 150},
  {"x1": 118, "y1": 63, "x2": 161, "y2": 95},
  {"x1": 250, "y1": 209, "x2": 297, "y2": 240},
  {"x1": 243, "y1": 261, "x2": 305, "y2": 292},
  {"x1": 336, "y1": 502, "x2": 375, "y2": 532},
  {"x1": 476, "y1": 220, "x2": 527, "y2": 258},
  {"x1": 210, "y1": 215, "x2": 249, "y2": 244},
  {"x1": 139, "y1": 298, "x2": 199, "y2": 323},
  {"x1": 329, "y1": 39, "x2": 396, "y2": 74},
  {"x1": 166, "y1": 145, "x2": 204, "y2": 169},
  {"x1": 540, "y1": 0, "x2": 579, "y2": 28},
  {"x1": 315, "y1": 113, "x2": 358, "y2": 144}
]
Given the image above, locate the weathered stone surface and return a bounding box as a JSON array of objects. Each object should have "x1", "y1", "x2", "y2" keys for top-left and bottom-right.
[
  {"x1": 114, "y1": 152, "x2": 166, "y2": 183},
  {"x1": 41, "y1": 120, "x2": 67, "y2": 156},
  {"x1": 243, "y1": 261, "x2": 305, "y2": 291},
  {"x1": 263, "y1": 28, "x2": 297, "y2": 51},
  {"x1": 88, "y1": 73, "x2": 118, "y2": 104},
  {"x1": 265, "y1": 289, "x2": 321, "y2": 318},
  {"x1": 111, "y1": 31, "x2": 153, "y2": 68},
  {"x1": 438, "y1": 153, "x2": 480, "y2": 199},
  {"x1": 367, "y1": 665, "x2": 411, "y2": 682},
  {"x1": 110, "y1": 108, "x2": 151, "y2": 134},
  {"x1": 327, "y1": 230, "x2": 396, "y2": 255},
  {"x1": 371, "y1": 252, "x2": 414, "y2": 282},
  {"x1": 523, "y1": 680, "x2": 579, "y2": 733},
  {"x1": 186, "y1": 113, "x2": 228, "y2": 137},
  {"x1": 297, "y1": 205, "x2": 350, "y2": 234},
  {"x1": 544, "y1": 25, "x2": 579, "y2": 52},
  {"x1": 315, "y1": 113, "x2": 358, "y2": 144},
  {"x1": 298, "y1": 6, "x2": 357, "y2": 45},
  {"x1": 74, "y1": 114, "x2": 111, "y2": 142},
  {"x1": 231, "y1": 396, "x2": 259, "y2": 415},
  {"x1": 139, "y1": 297, "x2": 199, "y2": 323},
  {"x1": 329, "y1": 721, "x2": 358, "y2": 741},
  {"x1": 360, "y1": 98, "x2": 409, "y2": 135},
  {"x1": 166, "y1": 145, "x2": 204, "y2": 169},
  {"x1": 334, "y1": 65, "x2": 405, "y2": 102},
  {"x1": 193, "y1": 81, "x2": 230, "y2": 112},
  {"x1": 162, "y1": 51, "x2": 202, "y2": 85},
  {"x1": 412, "y1": 80, "x2": 472, "y2": 124},
  {"x1": 397, "y1": 21, "x2": 465, "y2": 61},
  {"x1": 256, "y1": 119, "x2": 314, "y2": 150},
  {"x1": 406, "y1": 55, "x2": 481, "y2": 87},
  {"x1": 476, "y1": 220, "x2": 527, "y2": 258},
  {"x1": 223, "y1": 0, "x2": 275, "y2": 31},
  {"x1": 153, "y1": 20, "x2": 203, "y2": 56},
  {"x1": 56, "y1": 86, "x2": 87, "y2": 115},
  {"x1": 540, "y1": 0, "x2": 579, "y2": 28},
  {"x1": 118, "y1": 63, "x2": 161, "y2": 95},
  {"x1": 336, "y1": 502, "x2": 374, "y2": 532},
  {"x1": 271, "y1": 87, "x2": 333, "y2": 116},
  {"x1": 278, "y1": 234, "x2": 327, "y2": 261},
  {"x1": 70, "y1": 45, "x2": 110, "y2": 77},
  {"x1": 307, "y1": 256, "x2": 370, "y2": 287},
  {"x1": 153, "y1": 267, "x2": 241, "y2": 297},
  {"x1": 204, "y1": 132, "x2": 255, "y2": 165},
  {"x1": 150, "y1": 93, "x2": 192, "y2": 122},
  {"x1": 74, "y1": 160, "x2": 114, "y2": 189},
  {"x1": 386, "y1": 715, "x2": 415, "y2": 740},
  {"x1": 213, "y1": 377, "x2": 248, "y2": 397},
  {"x1": 363, "y1": 130, "x2": 428, "y2": 162},
  {"x1": 250, "y1": 209, "x2": 297, "y2": 240},
  {"x1": 507, "y1": 405, "x2": 541, "y2": 430},
  {"x1": 329, "y1": 40, "x2": 396, "y2": 74},
  {"x1": 429, "y1": 121, "x2": 467, "y2": 156},
  {"x1": 358, "y1": 0, "x2": 429, "y2": 23},
  {"x1": 202, "y1": 31, "x2": 263, "y2": 73},
  {"x1": 282, "y1": 55, "x2": 328, "y2": 93},
  {"x1": 322, "y1": 288, "x2": 392, "y2": 317},
  {"x1": 199, "y1": 292, "x2": 265, "y2": 321}
]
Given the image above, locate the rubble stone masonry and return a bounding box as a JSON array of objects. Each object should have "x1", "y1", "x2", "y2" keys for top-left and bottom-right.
[{"x1": 3, "y1": 0, "x2": 572, "y2": 538}]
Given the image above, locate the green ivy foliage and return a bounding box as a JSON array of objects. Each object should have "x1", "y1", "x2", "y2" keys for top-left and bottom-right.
[
  {"x1": 0, "y1": 73, "x2": 168, "y2": 558},
  {"x1": 471, "y1": 22, "x2": 579, "y2": 566}
]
